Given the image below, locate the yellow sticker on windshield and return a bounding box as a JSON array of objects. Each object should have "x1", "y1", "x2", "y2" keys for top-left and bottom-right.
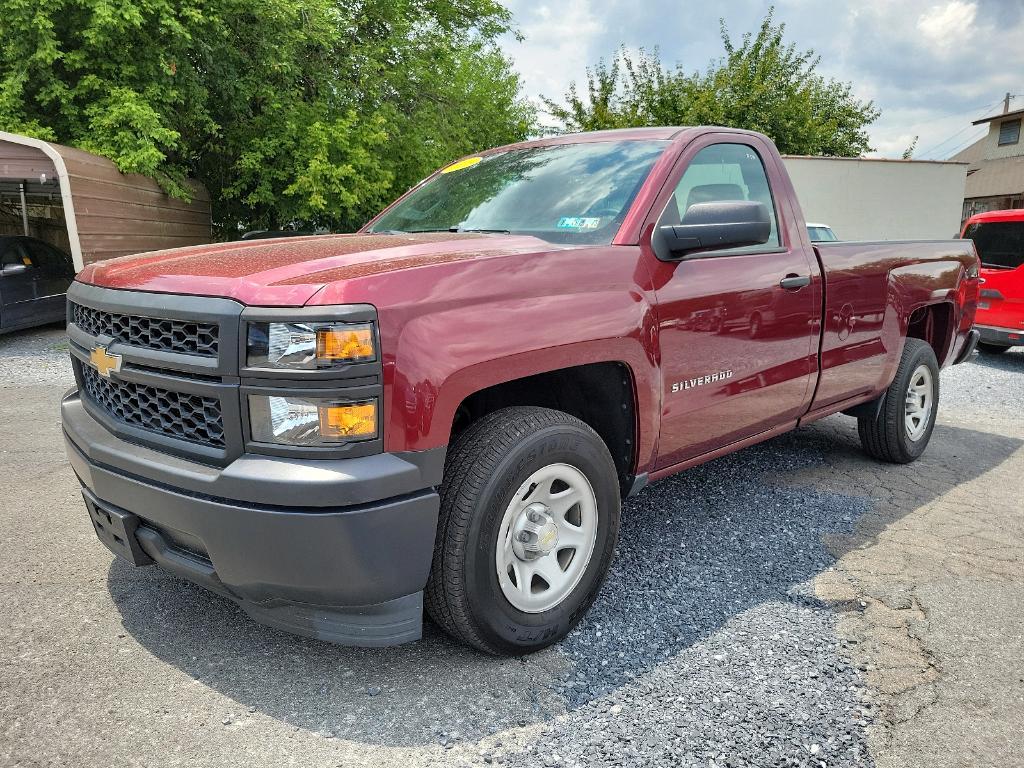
[{"x1": 440, "y1": 156, "x2": 482, "y2": 174}]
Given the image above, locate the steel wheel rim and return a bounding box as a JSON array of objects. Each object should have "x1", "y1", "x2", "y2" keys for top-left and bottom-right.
[
  {"x1": 495, "y1": 462, "x2": 599, "y2": 613},
  {"x1": 904, "y1": 364, "x2": 934, "y2": 442}
]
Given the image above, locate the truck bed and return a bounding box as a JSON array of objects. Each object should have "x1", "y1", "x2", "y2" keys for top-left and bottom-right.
[{"x1": 810, "y1": 239, "x2": 978, "y2": 414}]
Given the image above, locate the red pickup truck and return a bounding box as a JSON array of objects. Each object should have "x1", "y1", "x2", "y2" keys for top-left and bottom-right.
[
  {"x1": 960, "y1": 209, "x2": 1024, "y2": 352},
  {"x1": 62, "y1": 127, "x2": 980, "y2": 654}
]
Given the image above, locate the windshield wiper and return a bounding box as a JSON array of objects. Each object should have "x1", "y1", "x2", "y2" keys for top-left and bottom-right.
[{"x1": 449, "y1": 227, "x2": 511, "y2": 234}]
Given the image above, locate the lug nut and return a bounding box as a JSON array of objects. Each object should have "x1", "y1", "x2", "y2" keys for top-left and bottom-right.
[
  {"x1": 528, "y1": 510, "x2": 545, "y2": 523},
  {"x1": 518, "y1": 531, "x2": 532, "y2": 543}
]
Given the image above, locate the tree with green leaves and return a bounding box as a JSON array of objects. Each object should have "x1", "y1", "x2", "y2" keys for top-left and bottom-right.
[
  {"x1": 0, "y1": 0, "x2": 535, "y2": 235},
  {"x1": 542, "y1": 9, "x2": 879, "y2": 157}
]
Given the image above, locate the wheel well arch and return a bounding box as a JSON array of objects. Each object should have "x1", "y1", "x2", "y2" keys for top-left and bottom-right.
[
  {"x1": 451, "y1": 361, "x2": 638, "y2": 498},
  {"x1": 906, "y1": 302, "x2": 954, "y2": 365}
]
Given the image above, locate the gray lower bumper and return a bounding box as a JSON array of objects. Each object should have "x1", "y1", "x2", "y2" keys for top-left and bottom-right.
[
  {"x1": 63, "y1": 392, "x2": 443, "y2": 647},
  {"x1": 977, "y1": 324, "x2": 1023, "y2": 347}
]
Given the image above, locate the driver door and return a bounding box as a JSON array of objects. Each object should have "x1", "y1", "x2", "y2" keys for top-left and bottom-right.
[
  {"x1": 26, "y1": 240, "x2": 74, "y2": 323},
  {"x1": 0, "y1": 241, "x2": 38, "y2": 330},
  {"x1": 645, "y1": 135, "x2": 821, "y2": 469}
]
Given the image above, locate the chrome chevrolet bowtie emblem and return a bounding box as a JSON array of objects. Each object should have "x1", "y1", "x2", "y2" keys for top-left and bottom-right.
[{"x1": 89, "y1": 345, "x2": 122, "y2": 378}]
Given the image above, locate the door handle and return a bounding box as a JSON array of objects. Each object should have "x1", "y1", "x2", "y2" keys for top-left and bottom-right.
[{"x1": 779, "y1": 274, "x2": 810, "y2": 290}]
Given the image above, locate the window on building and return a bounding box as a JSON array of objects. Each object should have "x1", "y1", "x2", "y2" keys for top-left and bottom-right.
[{"x1": 998, "y1": 118, "x2": 1021, "y2": 146}]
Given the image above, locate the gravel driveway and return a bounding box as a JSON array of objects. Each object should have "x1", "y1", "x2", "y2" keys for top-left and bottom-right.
[{"x1": 1, "y1": 325, "x2": 1021, "y2": 768}]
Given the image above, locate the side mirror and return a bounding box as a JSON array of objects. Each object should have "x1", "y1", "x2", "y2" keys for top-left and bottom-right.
[
  {"x1": 0, "y1": 263, "x2": 28, "y2": 277},
  {"x1": 654, "y1": 200, "x2": 772, "y2": 260}
]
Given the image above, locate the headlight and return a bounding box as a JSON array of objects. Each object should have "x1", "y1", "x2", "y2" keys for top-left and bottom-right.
[
  {"x1": 248, "y1": 395, "x2": 378, "y2": 445},
  {"x1": 247, "y1": 322, "x2": 376, "y2": 369}
]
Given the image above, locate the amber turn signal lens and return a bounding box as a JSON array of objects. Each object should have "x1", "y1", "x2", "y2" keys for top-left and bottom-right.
[
  {"x1": 316, "y1": 325, "x2": 375, "y2": 362},
  {"x1": 318, "y1": 401, "x2": 377, "y2": 438}
]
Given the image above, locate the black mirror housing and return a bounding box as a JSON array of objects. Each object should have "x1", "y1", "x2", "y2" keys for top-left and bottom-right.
[{"x1": 654, "y1": 200, "x2": 772, "y2": 260}]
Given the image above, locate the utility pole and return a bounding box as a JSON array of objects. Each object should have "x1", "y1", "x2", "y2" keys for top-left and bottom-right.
[
  {"x1": 19, "y1": 181, "x2": 29, "y2": 236},
  {"x1": 1005, "y1": 91, "x2": 1012, "y2": 114}
]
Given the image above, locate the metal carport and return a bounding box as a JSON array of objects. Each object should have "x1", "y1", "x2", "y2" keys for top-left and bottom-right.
[{"x1": 0, "y1": 131, "x2": 211, "y2": 271}]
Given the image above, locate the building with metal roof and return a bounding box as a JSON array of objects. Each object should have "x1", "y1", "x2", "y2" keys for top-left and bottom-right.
[{"x1": 0, "y1": 131, "x2": 211, "y2": 272}]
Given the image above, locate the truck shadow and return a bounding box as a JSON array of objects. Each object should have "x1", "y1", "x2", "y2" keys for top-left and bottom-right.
[
  {"x1": 108, "y1": 417, "x2": 1021, "y2": 748},
  {"x1": 969, "y1": 347, "x2": 1024, "y2": 372}
]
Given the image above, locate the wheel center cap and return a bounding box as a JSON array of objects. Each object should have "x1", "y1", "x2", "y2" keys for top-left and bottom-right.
[{"x1": 512, "y1": 503, "x2": 559, "y2": 560}]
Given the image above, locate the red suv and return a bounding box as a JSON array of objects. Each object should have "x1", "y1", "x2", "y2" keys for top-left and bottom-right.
[{"x1": 961, "y1": 209, "x2": 1024, "y2": 353}]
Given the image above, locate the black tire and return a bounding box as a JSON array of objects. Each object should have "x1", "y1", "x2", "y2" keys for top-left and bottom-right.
[
  {"x1": 425, "y1": 407, "x2": 620, "y2": 655},
  {"x1": 977, "y1": 342, "x2": 1010, "y2": 354},
  {"x1": 858, "y1": 338, "x2": 939, "y2": 464}
]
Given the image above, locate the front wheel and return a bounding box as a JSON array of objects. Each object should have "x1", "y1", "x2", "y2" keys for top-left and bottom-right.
[
  {"x1": 425, "y1": 407, "x2": 620, "y2": 655},
  {"x1": 858, "y1": 338, "x2": 939, "y2": 463}
]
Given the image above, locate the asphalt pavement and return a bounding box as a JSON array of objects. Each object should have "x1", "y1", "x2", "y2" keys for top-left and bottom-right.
[{"x1": 1, "y1": 324, "x2": 1021, "y2": 768}]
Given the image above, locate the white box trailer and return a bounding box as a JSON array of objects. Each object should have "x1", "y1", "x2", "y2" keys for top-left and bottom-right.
[{"x1": 781, "y1": 155, "x2": 968, "y2": 241}]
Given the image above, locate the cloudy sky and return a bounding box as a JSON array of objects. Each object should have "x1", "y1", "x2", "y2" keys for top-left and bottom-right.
[{"x1": 498, "y1": 0, "x2": 1024, "y2": 158}]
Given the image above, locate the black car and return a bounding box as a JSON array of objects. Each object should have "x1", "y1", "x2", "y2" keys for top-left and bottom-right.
[{"x1": 0, "y1": 236, "x2": 75, "y2": 333}]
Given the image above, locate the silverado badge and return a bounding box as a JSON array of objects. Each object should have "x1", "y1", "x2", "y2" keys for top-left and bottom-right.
[
  {"x1": 671, "y1": 369, "x2": 733, "y2": 393},
  {"x1": 89, "y1": 345, "x2": 122, "y2": 378}
]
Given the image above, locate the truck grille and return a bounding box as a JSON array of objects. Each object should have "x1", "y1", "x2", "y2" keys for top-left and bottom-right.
[
  {"x1": 71, "y1": 302, "x2": 219, "y2": 358},
  {"x1": 80, "y1": 365, "x2": 226, "y2": 448}
]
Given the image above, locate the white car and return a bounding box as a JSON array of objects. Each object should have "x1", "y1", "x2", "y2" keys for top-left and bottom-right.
[{"x1": 807, "y1": 222, "x2": 839, "y2": 242}]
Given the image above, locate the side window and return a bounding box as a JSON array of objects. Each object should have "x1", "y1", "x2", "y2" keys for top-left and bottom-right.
[
  {"x1": 27, "y1": 241, "x2": 73, "y2": 277},
  {"x1": 1, "y1": 243, "x2": 33, "y2": 269},
  {"x1": 0, "y1": 245, "x2": 18, "y2": 268},
  {"x1": 662, "y1": 143, "x2": 780, "y2": 248}
]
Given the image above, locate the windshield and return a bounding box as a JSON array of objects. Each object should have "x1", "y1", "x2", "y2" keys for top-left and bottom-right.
[
  {"x1": 368, "y1": 140, "x2": 668, "y2": 245},
  {"x1": 962, "y1": 221, "x2": 1024, "y2": 269}
]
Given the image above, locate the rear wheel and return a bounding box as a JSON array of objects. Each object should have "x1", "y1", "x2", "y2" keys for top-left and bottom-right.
[
  {"x1": 425, "y1": 407, "x2": 620, "y2": 655},
  {"x1": 858, "y1": 338, "x2": 939, "y2": 463},
  {"x1": 978, "y1": 342, "x2": 1010, "y2": 354}
]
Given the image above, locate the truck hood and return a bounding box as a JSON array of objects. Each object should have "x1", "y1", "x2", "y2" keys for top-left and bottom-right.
[{"x1": 76, "y1": 232, "x2": 563, "y2": 306}]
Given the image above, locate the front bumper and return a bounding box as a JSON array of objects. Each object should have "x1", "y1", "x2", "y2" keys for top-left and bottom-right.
[
  {"x1": 976, "y1": 324, "x2": 1024, "y2": 347},
  {"x1": 63, "y1": 391, "x2": 444, "y2": 646}
]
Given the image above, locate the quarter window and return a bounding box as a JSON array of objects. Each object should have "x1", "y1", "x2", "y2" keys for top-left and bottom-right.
[{"x1": 662, "y1": 143, "x2": 781, "y2": 248}]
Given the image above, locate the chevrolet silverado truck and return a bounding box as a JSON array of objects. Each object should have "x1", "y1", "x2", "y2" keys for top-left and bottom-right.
[{"x1": 62, "y1": 127, "x2": 981, "y2": 655}]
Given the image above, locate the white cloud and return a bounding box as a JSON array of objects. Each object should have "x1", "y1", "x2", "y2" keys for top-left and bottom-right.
[
  {"x1": 501, "y1": 0, "x2": 605, "y2": 116},
  {"x1": 917, "y1": 1, "x2": 977, "y2": 49},
  {"x1": 499, "y1": 0, "x2": 1024, "y2": 158}
]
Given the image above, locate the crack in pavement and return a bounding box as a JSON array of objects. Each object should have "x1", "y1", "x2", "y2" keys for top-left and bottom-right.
[{"x1": 804, "y1": 399, "x2": 1024, "y2": 768}]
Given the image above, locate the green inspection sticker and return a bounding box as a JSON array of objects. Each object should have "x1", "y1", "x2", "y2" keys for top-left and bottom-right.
[{"x1": 557, "y1": 216, "x2": 601, "y2": 230}]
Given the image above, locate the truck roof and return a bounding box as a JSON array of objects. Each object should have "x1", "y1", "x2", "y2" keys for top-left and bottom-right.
[
  {"x1": 475, "y1": 126, "x2": 771, "y2": 156},
  {"x1": 473, "y1": 127, "x2": 687, "y2": 156},
  {"x1": 543, "y1": 127, "x2": 688, "y2": 141}
]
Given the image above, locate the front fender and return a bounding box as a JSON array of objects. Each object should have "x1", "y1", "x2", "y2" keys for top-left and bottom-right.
[{"x1": 383, "y1": 292, "x2": 660, "y2": 470}]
